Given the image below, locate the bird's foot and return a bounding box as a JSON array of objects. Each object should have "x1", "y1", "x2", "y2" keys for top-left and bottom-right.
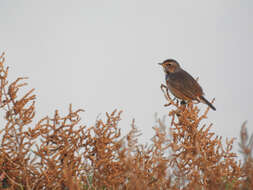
[{"x1": 180, "y1": 100, "x2": 186, "y2": 105}]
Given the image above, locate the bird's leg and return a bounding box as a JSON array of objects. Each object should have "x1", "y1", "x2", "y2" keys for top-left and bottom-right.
[
  {"x1": 180, "y1": 100, "x2": 186, "y2": 105},
  {"x1": 178, "y1": 100, "x2": 187, "y2": 112}
]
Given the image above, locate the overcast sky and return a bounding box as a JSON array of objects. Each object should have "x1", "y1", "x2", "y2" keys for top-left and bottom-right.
[{"x1": 1, "y1": 1, "x2": 253, "y2": 151}]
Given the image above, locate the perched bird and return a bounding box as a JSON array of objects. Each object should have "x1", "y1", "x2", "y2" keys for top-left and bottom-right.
[{"x1": 158, "y1": 59, "x2": 216, "y2": 111}]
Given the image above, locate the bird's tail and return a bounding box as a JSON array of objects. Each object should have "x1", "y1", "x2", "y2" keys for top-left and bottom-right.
[{"x1": 200, "y1": 96, "x2": 216, "y2": 111}]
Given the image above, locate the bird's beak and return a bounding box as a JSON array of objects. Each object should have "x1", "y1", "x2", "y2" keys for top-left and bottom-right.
[{"x1": 158, "y1": 62, "x2": 163, "y2": 66}]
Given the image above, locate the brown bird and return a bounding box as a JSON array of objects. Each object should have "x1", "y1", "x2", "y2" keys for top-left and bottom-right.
[{"x1": 158, "y1": 59, "x2": 216, "y2": 111}]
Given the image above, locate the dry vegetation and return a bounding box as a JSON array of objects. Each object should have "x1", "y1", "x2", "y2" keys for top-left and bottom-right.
[{"x1": 0, "y1": 53, "x2": 252, "y2": 189}]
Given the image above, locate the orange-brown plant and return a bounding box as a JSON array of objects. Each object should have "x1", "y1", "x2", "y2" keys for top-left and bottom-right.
[
  {"x1": 238, "y1": 121, "x2": 253, "y2": 190},
  {"x1": 160, "y1": 85, "x2": 243, "y2": 189},
  {"x1": 0, "y1": 53, "x2": 253, "y2": 190}
]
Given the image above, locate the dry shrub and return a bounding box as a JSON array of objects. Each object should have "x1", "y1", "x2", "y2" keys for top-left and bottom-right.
[
  {"x1": 239, "y1": 121, "x2": 253, "y2": 190},
  {"x1": 0, "y1": 53, "x2": 252, "y2": 189},
  {"x1": 160, "y1": 85, "x2": 242, "y2": 189},
  {"x1": 0, "y1": 52, "x2": 37, "y2": 189}
]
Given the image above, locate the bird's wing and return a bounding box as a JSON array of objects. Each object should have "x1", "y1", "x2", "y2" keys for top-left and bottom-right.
[{"x1": 168, "y1": 70, "x2": 203, "y2": 99}]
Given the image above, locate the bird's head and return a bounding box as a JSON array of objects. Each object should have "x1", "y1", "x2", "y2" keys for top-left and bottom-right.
[{"x1": 158, "y1": 59, "x2": 181, "y2": 73}]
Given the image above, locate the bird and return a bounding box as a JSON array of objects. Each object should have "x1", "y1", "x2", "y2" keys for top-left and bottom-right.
[{"x1": 158, "y1": 59, "x2": 216, "y2": 111}]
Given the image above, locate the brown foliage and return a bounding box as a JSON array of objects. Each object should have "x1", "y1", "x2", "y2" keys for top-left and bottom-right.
[{"x1": 0, "y1": 53, "x2": 252, "y2": 189}]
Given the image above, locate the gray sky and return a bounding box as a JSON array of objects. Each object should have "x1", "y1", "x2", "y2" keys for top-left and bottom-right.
[{"x1": 1, "y1": 1, "x2": 253, "y2": 149}]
